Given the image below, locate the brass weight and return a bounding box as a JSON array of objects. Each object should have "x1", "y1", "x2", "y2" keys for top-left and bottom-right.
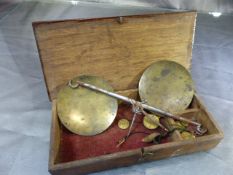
[
  {"x1": 56, "y1": 75, "x2": 118, "y2": 136},
  {"x1": 139, "y1": 60, "x2": 194, "y2": 114},
  {"x1": 143, "y1": 114, "x2": 160, "y2": 130},
  {"x1": 118, "y1": 119, "x2": 130, "y2": 130}
]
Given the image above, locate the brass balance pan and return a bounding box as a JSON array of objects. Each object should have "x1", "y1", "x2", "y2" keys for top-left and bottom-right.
[
  {"x1": 56, "y1": 75, "x2": 118, "y2": 136},
  {"x1": 139, "y1": 60, "x2": 194, "y2": 114}
]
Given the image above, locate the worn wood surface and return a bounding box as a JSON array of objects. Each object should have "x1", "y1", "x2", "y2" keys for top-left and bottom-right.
[
  {"x1": 49, "y1": 101, "x2": 61, "y2": 169},
  {"x1": 33, "y1": 11, "x2": 196, "y2": 100}
]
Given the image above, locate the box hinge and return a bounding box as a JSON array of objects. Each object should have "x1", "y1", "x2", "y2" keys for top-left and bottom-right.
[
  {"x1": 117, "y1": 17, "x2": 124, "y2": 24},
  {"x1": 138, "y1": 147, "x2": 155, "y2": 162}
]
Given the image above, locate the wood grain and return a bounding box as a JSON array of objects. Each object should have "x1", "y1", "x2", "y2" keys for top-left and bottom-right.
[
  {"x1": 33, "y1": 12, "x2": 196, "y2": 100},
  {"x1": 49, "y1": 100, "x2": 61, "y2": 168}
]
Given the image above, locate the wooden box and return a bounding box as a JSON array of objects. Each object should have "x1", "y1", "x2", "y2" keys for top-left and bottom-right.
[{"x1": 33, "y1": 12, "x2": 223, "y2": 175}]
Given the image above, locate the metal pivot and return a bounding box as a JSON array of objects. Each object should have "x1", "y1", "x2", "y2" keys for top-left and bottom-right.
[
  {"x1": 127, "y1": 103, "x2": 141, "y2": 138},
  {"x1": 116, "y1": 103, "x2": 141, "y2": 147}
]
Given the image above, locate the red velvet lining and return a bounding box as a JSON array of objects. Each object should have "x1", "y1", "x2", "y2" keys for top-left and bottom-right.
[{"x1": 59, "y1": 104, "x2": 169, "y2": 163}]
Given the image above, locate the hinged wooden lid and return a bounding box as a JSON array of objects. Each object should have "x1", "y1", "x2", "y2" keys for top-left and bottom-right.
[{"x1": 33, "y1": 11, "x2": 196, "y2": 101}]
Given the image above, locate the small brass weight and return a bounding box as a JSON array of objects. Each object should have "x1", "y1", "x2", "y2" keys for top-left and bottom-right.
[
  {"x1": 118, "y1": 119, "x2": 130, "y2": 130},
  {"x1": 143, "y1": 114, "x2": 160, "y2": 130}
]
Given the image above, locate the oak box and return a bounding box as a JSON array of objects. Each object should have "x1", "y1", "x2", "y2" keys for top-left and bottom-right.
[{"x1": 33, "y1": 11, "x2": 223, "y2": 175}]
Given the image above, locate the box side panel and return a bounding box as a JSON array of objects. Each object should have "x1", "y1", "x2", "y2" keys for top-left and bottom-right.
[
  {"x1": 142, "y1": 135, "x2": 222, "y2": 162},
  {"x1": 50, "y1": 150, "x2": 142, "y2": 175},
  {"x1": 49, "y1": 137, "x2": 222, "y2": 175},
  {"x1": 49, "y1": 101, "x2": 61, "y2": 169},
  {"x1": 194, "y1": 95, "x2": 224, "y2": 136},
  {"x1": 33, "y1": 12, "x2": 196, "y2": 100}
]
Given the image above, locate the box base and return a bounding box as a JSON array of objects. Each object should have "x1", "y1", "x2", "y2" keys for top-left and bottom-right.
[
  {"x1": 49, "y1": 95, "x2": 223, "y2": 175},
  {"x1": 59, "y1": 103, "x2": 170, "y2": 162}
]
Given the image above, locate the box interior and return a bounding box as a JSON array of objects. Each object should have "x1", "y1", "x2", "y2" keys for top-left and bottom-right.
[{"x1": 52, "y1": 91, "x2": 220, "y2": 164}]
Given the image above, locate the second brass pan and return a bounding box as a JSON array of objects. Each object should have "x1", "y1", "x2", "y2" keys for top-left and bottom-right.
[
  {"x1": 57, "y1": 75, "x2": 118, "y2": 136},
  {"x1": 139, "y1": 60, "x2": 194, "y2": 113}
]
